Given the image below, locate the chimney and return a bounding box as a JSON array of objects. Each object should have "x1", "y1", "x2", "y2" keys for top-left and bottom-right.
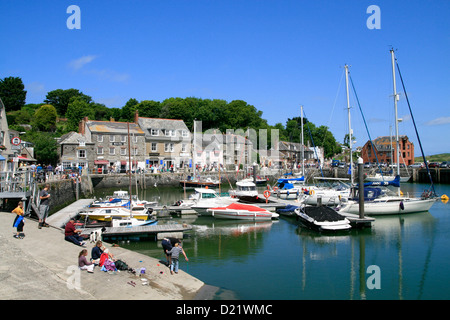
[
  {"x1": 79, "y1": 118, "x2": 85, "y2": 135},
  {"x1": 134, "y1": 110, "x2": 139, "y2": 124}
]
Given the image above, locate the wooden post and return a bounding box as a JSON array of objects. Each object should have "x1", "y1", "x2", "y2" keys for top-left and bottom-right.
[{"x1": 358, "y1": 157, "x2": 364, "y2": 219}]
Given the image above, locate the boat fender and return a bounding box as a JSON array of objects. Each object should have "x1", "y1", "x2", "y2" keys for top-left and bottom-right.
[
  {"x1": 399, "y1": 201, "x2": 404, "y2": 210},
  {"x1": 310, "y1": 190, "x2": 315, "y2": 196}
]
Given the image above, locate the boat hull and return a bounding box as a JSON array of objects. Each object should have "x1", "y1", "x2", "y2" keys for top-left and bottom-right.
[
  {"x1": 365, "y1": 175, "x2": 411, "y2": 183},
  {"x1": 180, "y1": 181, "x2": 220, "y2": 189},
  {"x1": 209, "y1": 209, "x2": 274, "y2": 221},
  {"x1": 295, "y1": 206, "x2": 352, "y2": 232},
  {"x1": 340, "y1": 197, "x2": 437, "y2": 215}
]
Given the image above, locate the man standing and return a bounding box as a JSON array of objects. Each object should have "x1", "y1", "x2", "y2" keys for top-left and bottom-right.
[{"x1": 38, "y1": 184, "x2": 51, "y2": 229}]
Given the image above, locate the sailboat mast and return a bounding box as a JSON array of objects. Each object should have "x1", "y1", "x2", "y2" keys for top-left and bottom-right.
[
  {"x1": 345, "y1": 65, "x2": 354, "y2": 185},
  {"x1": 390, "y1": 49, "x2": 401, "y2": 178},
  {"x1": 127, "y1": 121, "x2": 132, "y2": 217},
  {"x1": 301, "y1": 105, "x2": 304, "y2": 176}
]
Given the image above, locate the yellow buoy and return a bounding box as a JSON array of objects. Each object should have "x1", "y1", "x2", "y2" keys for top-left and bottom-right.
[{"x1": 441, "y1": 194, "x2": 449, "y2": 201}]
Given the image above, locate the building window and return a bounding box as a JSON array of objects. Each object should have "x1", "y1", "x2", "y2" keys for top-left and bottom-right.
[
  {"x1": 182, "y1": 130, "x2": 188, "y2": 138},
  {"x1": 121, "y1": 135, "x2": 126, "y2": 143},
  {"x1": 165, "y1": 143, "x2": 174, "y2": 152},
  {"x1": 110, "y1": 135, "x2": 115, "y2": 142},
  {"x1": 120, "y1": 148, "x2": 126, "y2": 156},
  {"x1": 165, "y1": 129, "x2": 175, "y2": 137},
  {"x1": 97, "y1": 147, "x2": 103, "y2": 154},
  {"x1": 133, "y1": 148, "x2": 138, "y2": 156},
  {"x1": 97, "y1": 135, "x2": 103, "y2": 142},
  {"x1": 151, "y1": 129, "x2": 158, "y2": 136},
  {"x1": 181, "y1": 143, "x2": 187, "y2": 152},
  {"x1": 109, "y1": 147, "x2": 115, "y2": 155},
  {"x1": 78, "y1": 149, "x2": 86, "y2": 158},
  {"x1": 151, "y1": 143, "x2": 157, "y2": 152}
]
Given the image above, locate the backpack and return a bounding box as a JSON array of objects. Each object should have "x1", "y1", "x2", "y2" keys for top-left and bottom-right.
[
  {"x1": 114, "y1": 259, "x2": 129, "y2": 271},
  {"x1": 103, "y1": 258, "x2": 116, "y2": 272}
]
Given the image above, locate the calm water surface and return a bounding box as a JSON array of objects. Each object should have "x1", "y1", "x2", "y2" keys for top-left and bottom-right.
[{"x1": 94, "y1": 183, "x2": 450, "y2": 300}]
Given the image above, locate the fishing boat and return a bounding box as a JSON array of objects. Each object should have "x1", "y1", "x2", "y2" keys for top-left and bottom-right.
[
  {"x1": 190, "y1": 188, "x2": 239, "y2": 216},
  {"x1": 294, "y1": 205, "x2": 352, "y2": 232},
  {"x1": 79, "y1": 206, "x2": 153, "y2": 221},
  {"x1": 229, "y1": 179, "x2": 259, "y2": 201},
  {"x1": 207, "y1": 203, "x2": 279, "y2": 221}
]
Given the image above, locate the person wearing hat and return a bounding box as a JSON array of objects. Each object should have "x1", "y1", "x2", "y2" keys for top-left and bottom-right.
[{"x1": 64, "y1": 217, "x2": 86, "y2": 246}]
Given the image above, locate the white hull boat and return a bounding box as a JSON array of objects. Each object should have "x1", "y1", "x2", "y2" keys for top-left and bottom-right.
[
  {"x1": 365, "y1": 173, "x2": 410, "y2": 183},
  {"x1": 339, "y1": 196, "x2": 437, "y2": 216},
  {"x1": 207, "y1": 203, "x2": 279, "y2": 221},
  {"x1": 79, "y1": 207, "x2": 152, "y2": 221},
  {"x1": 295, "y1": 206, "x2": 352, "y2": 231}
]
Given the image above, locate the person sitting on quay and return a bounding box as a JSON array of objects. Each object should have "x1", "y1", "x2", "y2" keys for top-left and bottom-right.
[
  {"x1": 78, "y1": 249, "x2": 95, "y2": 273},
  {"x1": 64, "y1": 218, "x2": 86, "y2": 247}
]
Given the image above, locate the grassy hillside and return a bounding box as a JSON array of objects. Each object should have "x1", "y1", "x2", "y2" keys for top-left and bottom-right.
[{"x1": 415, "y1": 153, "x2": 450, "y2": 163}]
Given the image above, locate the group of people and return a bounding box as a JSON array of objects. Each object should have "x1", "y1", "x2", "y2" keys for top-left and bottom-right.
[
  {"x1": 10, "y1": 185, "x2": 190, "y2": 276},
  {"x1": 78, "y1": 240, "x2": 116, "y2": 273}
]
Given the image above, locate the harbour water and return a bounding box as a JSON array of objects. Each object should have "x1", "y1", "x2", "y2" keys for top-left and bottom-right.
[{"x1": 93, "y1": 182, "x2": 450, "y2": 300}]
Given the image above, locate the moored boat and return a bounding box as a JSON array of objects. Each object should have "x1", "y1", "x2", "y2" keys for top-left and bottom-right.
[
  {"x1": 207, "y1": 203, "x2": 279, "y2": 221},
  {"x1": 294, "y1": 205, "x2": 352, "y2": 232},
  {"x1": 79, "y1": 207, "x2": 152, "y2": 221}
]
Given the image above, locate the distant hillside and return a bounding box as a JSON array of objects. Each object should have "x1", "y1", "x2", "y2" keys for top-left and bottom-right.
[{"x1": 415, "y1": 153, "x2": 450, "y2": 163}]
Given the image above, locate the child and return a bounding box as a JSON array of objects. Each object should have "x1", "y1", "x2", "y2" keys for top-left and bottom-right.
[
  {"x1": 78, "y1": 249, "x2": 95, "y2": 273},
  {"x1": 12, "y1": 201, "x2": 25, "y2": 239},
  {"x1": 167, "y1": 241, "x2": 188, "y2": 275}
]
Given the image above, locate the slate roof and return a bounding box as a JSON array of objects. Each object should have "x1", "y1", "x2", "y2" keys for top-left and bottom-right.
[{"x1": 86, "y1": 120, "x2": 145, "y2": 135}]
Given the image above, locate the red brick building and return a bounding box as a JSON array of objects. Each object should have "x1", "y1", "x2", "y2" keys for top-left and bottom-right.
[{"x1": 361, "y1": 135, "x2": 414, "y2": 166}]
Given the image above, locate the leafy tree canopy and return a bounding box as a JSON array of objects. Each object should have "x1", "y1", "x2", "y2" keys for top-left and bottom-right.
[{"x1": 0, "y1": 77, "x2": 27, "y2": 111}]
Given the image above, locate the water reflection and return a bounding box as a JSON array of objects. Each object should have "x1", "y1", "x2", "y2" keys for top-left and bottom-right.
[{"x1": 294, "y1": 211, "x2": 436, "y2": 300}]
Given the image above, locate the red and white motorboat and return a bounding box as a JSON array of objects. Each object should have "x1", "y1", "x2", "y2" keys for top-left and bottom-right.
[{"x1": 207, "y1": 203, "x2": 279, "y2": 221}]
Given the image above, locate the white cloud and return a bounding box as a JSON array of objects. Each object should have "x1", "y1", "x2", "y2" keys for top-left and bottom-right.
[
  {"x1": 68, "y1": 55, "x2": 98, "y2": 70},
  {"x1": 425, "y1": 117, "x2": 450, "y2": 126}
]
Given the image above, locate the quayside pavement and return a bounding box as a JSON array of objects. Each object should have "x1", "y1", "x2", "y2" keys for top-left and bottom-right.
[{"x1": 0, "y1": 211, "x2": 213, "y2": 300}]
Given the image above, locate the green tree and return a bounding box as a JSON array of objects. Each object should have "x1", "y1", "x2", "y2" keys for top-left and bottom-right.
[
  {"x1": 136, "y1": 100, "x2": 161, "y2": 118},
  {"x1": 22, "y1": 131, "x2": 58, "y2": 165},
  {"x1": 65, "y1": 97, "x2": 95, "y2": 131},
  {"x1": 44, "y1": 89, "x2": 92, "y2": 117},
  {"x1": 32, "y1": 104, "x2": 57, "y2": 131},
  {"x1": 121, "y1": 98, "x2": 139, "y2": 121},
  {"x1": 0, "y1": 77, "x2": 27, "y2": 111}
]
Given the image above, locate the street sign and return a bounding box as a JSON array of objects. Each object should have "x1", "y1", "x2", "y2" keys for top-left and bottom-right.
[{"x1": 11, "y1": 137, "x2": 21, "y2": 146}]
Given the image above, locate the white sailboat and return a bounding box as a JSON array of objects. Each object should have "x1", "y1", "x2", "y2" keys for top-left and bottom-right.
[{"x1": 340, "y1": 50, "x2": 438, "y2": 215}]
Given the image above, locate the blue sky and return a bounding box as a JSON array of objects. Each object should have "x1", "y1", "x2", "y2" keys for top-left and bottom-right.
[{"x1": 1, "y1": 0, "x2": 449, "y2": 156}]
